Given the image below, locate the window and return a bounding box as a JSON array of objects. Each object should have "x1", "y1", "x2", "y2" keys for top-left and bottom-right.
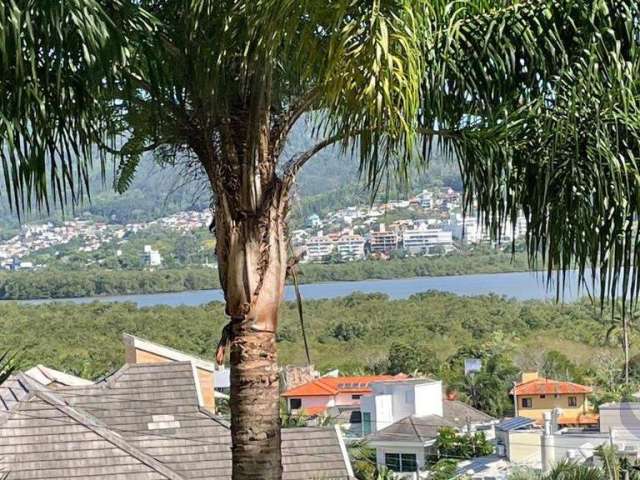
[
  {"x1": 401, "y1": 453, "x2": 418, "y2": 472},
  {"x1": 352, "y1": 394, "x2": 361, "y2": 400},
  {"x1": 362, "y1": 412, "x2": 372, "y2": 436},
  {"x1": 385, "y1": 453, "x2": 418, "y2": 472},
  {"x1": 568, "y1": 396, "x2": 578, "y2": 407},
  {"x1": 539, "y1": 395, "x2": 546, "y2": 399},
  {"x1": 289, "y1": 398, "x2": 302, "y2": 410},
  {"x1": 385, "y1": 453, "x2": 400, "y2": 472},
  {"x1": 521, "y1": 397, "x2": 532, "y2": 408}
]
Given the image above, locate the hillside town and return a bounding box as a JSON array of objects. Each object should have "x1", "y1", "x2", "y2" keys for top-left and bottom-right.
[
  {"x1": 0, "y1": 187, "x2": 528, "y2": 271},
  {"x1": 0, "y1": 210, "x2": 212, "y2": 270},
  {"x1": 293, "y1": 188, "x2": 527, "y2": 263},
  {"x1": 2, "y1": 333, "x2": 637, "y2": 480}
]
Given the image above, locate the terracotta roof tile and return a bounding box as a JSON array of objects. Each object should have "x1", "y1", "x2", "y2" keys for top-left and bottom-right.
[
  {"x1": 282, "y1": 374, "x2": 408, "y2": 397},
  {"x1": 510, "y1": 377, "x2": 592, "y2": 396}
]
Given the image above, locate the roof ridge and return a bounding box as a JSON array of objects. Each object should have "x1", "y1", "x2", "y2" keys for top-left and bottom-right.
[
  {"x1": 19, "y1": 375, "x2": 187, "y2": 480},
  {"x1": 409, "y1": 415, "x2": 424, "y2": 442}
]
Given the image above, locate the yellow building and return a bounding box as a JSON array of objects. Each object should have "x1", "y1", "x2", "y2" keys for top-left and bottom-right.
[{"x1": 510, "y1": 372, "x2": 597, "y2": 426}]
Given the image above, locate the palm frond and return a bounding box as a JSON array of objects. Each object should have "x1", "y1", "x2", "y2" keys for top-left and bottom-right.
[{"x1": 0, "y1": 0, "x2": 155, "y2": 216}]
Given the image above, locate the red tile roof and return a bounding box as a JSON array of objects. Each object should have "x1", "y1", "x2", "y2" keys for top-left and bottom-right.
[
  {"x1": 282, "y1": 374, "x2": 408, "y2": 397},
  {"x1": 558, "y1": 413, "x2": 599, "y2": 425},
  {"x1": 301, "y1": 406, "x2": 328, "y2": 417},
  {"x1": 510, "y1": 377, "x2": 593, "y2": 396}
]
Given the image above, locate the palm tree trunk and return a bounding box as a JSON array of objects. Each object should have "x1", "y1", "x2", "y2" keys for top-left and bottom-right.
[{"x1": 208, "y1": 139, "x2": 289, "y2": 479}]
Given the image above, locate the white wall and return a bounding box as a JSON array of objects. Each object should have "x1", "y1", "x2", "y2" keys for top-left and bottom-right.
[
  {"x1": 376, "y1": 394, "x2": 395, "y2": 432},
  {"x1": 335, "y1": 392, "x2": 362, "y2": 406},
  {"x1": 600, "y1": 403, "x2": 640, "y2": 433},
  {"x1": 374, "y1": 444, "x2": 426, "y2": 477},
  {"x1": 415, "y1": 382, "x2": 443, "y2": 417},
  {"x1": 364, "y1": 380, "x2": 444, "y2": 431},
  {"x1": 289, "y1": 395, "x2": 335, "y2": 412}
]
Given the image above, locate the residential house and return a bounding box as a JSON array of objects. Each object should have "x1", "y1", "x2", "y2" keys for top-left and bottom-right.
[
  {"x1": 142, "y1": 244, "x2": 163, "y2": 267},
  {"x1": 510, "y1": 372, "x2": 597, "y2": 427},
  {"x1": 0, "y1": 349, "x2": 354, "y2": 479},
  {"x1": 416, "y1": 190, "x2": 433, "y2": 209},
  {"x1": 362, "y1": 378, "x2": 496, "y2": 477},
  {"x1": 282, "y1": 374, "x2": 406, "y2": 417},
  {"x1": 123, "y1": 333, "x2": 224, "y2": 412}
]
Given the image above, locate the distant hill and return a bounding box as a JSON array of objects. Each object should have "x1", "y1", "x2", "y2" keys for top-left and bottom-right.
[{"x1": 0, "y1": 122, "x2": 461, "y2": 227}]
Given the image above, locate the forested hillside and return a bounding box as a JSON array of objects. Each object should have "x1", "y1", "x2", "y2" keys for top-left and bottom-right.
[{"x1": 0, "y1": 121, "x2": 461, "y2": 228}]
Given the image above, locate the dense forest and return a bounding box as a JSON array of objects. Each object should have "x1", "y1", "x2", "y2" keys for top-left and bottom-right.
[
  {"x1": 0, "y1": 251, "x2": 531, "y2": 300},
  {"x1": 0, "y1": 292, "x2": 635, "y2": 417}
]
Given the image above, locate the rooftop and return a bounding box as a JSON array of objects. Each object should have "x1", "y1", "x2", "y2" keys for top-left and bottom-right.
[
  {"x1": 510, "y1": 377, "x2": 593, "y2": 396},
  {"x1": 367, "y1": 400, "x2": 496, "y2": 445},
  {"x1": 282, "y1": 374, "x2": 408, "y2": 397},
  {"x1": 0, "y1": 362, "x2": 353, "y2": 479}
]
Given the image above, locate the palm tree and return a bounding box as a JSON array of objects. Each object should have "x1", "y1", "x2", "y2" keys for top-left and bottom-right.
[
  {"x1": 2, "y1": 1, "x2": 640, "y2": 478},
  {"x1": 0, "y1": 352, "x2": 14, "y2": 384}
]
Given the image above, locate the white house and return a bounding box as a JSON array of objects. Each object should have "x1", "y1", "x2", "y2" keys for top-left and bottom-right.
[
  {"x1": 142, "y1": 245, "x2": 162, "y2": 267},
  {"x1": 362, "y1": 379, "x2": 496, "y2": 477}
]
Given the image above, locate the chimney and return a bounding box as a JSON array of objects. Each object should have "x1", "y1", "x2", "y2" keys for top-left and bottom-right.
[{"x1": 520, "y1": 371, "x2": 539, "y2": 383}]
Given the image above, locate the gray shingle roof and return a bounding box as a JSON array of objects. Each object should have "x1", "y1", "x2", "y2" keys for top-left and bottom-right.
[
  {"x1": 443, "y1": 400, "x2": 495, "y2": 427},
  {"x1": 367, "y1": 400, "x2": 495, "y2": 444},
  {"x1": 0, "y1": 362, "x2": 352, "y2": 479},
  {"x1": 367, "y1": 414, "x2": 455, "y2": 443}
]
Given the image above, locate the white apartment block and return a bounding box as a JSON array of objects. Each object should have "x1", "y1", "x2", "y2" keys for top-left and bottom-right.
[
  {"x1": 305, "y1": 236, "x2": 335, "y2": 262},
  {"x1": 336, "y1": 235, "x2": 366, "y2": 261},
  {"x1": 402, "y1": 228, "x2": 454, "y2": 255},
  {"x1": 448, "y1": 213, "x2": 527, "y2": 244}
]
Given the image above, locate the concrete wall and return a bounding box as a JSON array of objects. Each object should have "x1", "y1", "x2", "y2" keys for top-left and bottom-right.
[
  {"x1": 542, "y1": 432, "x2": 609, "y2": 472},
  {"x1": 288, "y1": 395, "x2": 335, "y2": 412},
  {"x1": 516, "y1": 393, "x2": 590, "y2": 424},
  {"x1": 600, "y1": 403, "x2": 640, "y2": 433},
  {"x1": 415, "y1": 382, "x2": 443, "y2": 417},
  {"x1": 335, "y1": 392, "x2": 362, "y2": 406},
  {"x1": 506, "y1": 431, "x2": 542, "y2": 465}
]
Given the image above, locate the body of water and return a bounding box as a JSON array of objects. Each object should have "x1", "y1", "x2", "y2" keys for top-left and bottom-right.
[{"x1": 16, "y1": 271, "x2": 588, "y2": 307}]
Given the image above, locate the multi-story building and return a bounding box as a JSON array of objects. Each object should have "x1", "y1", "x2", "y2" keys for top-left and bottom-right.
[
  {"x1": 336, "y1": 235, "x2": 366, "y2": 261},
  {"x1": 305, "y1": 236, "x2": 335, "y2": 262},
  {"x1": 369, "y1": 224, "x2": 398, "y2": 254},
  {"x1": 402, "y1": 227, "x2": 454, "y2": 255}
]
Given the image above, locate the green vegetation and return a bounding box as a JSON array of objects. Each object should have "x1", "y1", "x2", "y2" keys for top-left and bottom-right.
[
  {"x1": 0, "y1": 251, "x2": 531, "y2": 300},
  {"x1": 434, "y1": 428, "x2": 493, "y2": 461},
  {"x1": 0, "y1": 292, "x2": 633, "y2": 396}
]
